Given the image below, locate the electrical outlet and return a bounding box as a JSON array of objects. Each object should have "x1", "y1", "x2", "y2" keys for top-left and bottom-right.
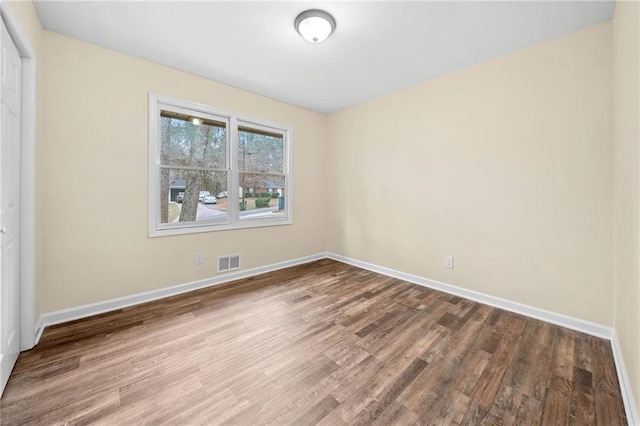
[
  {"x1": 195, "y1": 252, "x2": 203, "y2": 265},
  {"x1": 444, "y1": 256, "x2": 454, "y2": 269}
]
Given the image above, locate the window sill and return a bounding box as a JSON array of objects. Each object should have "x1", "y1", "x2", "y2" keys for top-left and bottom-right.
[{"x1": 149, "y1": 218, "x2": 293, "y2": 238}]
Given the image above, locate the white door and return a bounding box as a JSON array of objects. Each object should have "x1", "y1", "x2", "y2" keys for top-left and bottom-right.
[{"x1": 0, "y1": 17, "x2": 22, "y2": 395}]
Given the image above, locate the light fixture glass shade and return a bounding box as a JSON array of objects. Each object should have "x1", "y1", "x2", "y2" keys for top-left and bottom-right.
[{"x1": 294, "y1": 10, "x2": 336, "y2": 44}]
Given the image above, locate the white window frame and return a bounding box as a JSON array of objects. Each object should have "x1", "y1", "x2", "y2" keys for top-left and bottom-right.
[{"x1": 148, "y1": 93, "x2": 293, "y2": 237}]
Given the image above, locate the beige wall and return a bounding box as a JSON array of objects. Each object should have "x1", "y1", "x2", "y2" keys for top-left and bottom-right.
[
  {"x1": 613, "y1": 0, "x2": 640, "y2": 413},
  {"x1": 4, "y1": 0, "x2": 640, "y2": 413},
  {"x1": 34, "y1": 32, "x2": 327, "y2": 314},
  {"x1": 327, "y1": 23, "x2": 614, "y2": 325},
  {"x1": 5, "y1": 1, "x2": 42, "y2": 54},
  {"x1": 5, "y1": 1, "x2": 638, "y2": 402}
]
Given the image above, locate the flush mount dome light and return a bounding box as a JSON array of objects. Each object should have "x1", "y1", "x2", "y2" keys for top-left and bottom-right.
[{"x1": 294, "y1": 9, "x2": 336, "y2": 44}]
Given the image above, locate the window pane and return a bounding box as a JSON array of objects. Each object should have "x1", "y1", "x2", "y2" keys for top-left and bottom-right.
[
  {"x1": 239, "y1": 173, "x2": 285, "y2": 220},
  {"x1": 160, "y1": 168, "x2": 228, "y2": 224},
  {"x1": 151, "y1": 95, "x2": 292, "y2": 236},
  {"x1": 160, "y1": 113, "x2": 226, "y2": 169},
  {"x1": 238, "y1": 127, "x2": 283, "y2": 173}
]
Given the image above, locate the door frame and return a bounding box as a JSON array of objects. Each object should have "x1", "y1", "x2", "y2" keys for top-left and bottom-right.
[{"x1": 0, "y1": 2, "x2": 36, "y2": 351}]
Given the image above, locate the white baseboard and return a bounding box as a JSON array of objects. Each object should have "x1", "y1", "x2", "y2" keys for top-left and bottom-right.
[
  {"x1": 327, "y1": 252, "x2": 640, "y2": 423},
  {"x1": 33, "y1": 251, "x2": 637, "y2": 423},
  {"x1": 611, "y1": 331, "x2": 640, "y2": 426},
  {"x1": 34, "y1": 252, "x2": 327, "y2": 345},
  {"x1": 36, "y1": 252, "x2": 612, "y2": 340},
  {"x1": 327, "y1": 253, "x2": 612, "y2": 338}
]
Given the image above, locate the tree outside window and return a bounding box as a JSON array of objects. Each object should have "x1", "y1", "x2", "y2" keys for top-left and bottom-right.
[{"x1": 149, "y1": 94, "x2": 292, "y2": 237}]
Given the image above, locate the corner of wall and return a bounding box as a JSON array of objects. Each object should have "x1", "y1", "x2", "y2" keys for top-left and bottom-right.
[{"x1": 612, "y1": 0, "x2": 640, "y2": 417}]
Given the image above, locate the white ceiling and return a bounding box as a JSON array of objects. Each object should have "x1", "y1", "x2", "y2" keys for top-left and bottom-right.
[{"x1": 33, "y1": 1, "x2": 615, "y2": 114}]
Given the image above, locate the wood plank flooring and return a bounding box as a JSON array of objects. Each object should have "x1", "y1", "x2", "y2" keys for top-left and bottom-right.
[{"x1": 0, "y1": 259, "x2": 627, "y2": 425}]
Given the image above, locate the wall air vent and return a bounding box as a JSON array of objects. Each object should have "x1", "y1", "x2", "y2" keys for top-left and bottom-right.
[{"x1": 218, "y1": 254, "x2": 241, "y2": 272}]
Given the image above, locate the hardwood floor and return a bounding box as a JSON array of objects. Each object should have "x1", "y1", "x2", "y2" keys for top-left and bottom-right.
[{"x1": 0, "y1": 259, "x2": 627, "y2": 425}]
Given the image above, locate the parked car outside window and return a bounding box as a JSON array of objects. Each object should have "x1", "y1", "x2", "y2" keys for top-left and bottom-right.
[{"x1": 202, "y1": 195, "x2": 217, "y2": 204}]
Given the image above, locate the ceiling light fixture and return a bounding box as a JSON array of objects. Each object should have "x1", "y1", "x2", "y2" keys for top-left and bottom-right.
[{"x1": 294, "y1": 9, "x2": 336, "y2": 44}]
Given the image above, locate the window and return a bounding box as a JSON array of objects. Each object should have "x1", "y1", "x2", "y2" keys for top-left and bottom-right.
[{"x1": 149, "y1": 94, "x2": 292, "y2": 237}]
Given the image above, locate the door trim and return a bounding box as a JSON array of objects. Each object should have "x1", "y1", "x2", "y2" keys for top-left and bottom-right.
[{"x1": 0, "y1": 1, "x2": 36, "y2": 351}]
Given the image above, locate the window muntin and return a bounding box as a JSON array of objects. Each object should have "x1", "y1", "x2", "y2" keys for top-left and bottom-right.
[{"x1": 149, "y1": 94, "x2": 292, "y2": 237}]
